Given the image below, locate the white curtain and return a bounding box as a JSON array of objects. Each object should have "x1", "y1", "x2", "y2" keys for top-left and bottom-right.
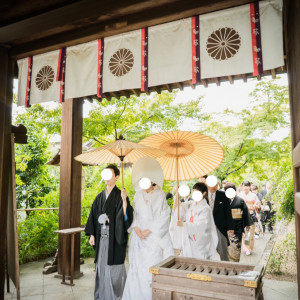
[{"x1": 148, "y1": 19, "x2": 192, "y2": 87}]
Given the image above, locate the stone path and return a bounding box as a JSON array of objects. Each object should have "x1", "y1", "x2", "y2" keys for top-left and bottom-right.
[{"x1": 4, "y1": 221, "x2": 298, "y2": 299}]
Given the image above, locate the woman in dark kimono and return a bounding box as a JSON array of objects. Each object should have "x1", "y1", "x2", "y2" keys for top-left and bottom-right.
[
  {"x1": 224, "y1": 182, "x2": 252, "y2": 262},
  {"x1": 85, "y1": 164, "x2": 133, "y2": 300}
]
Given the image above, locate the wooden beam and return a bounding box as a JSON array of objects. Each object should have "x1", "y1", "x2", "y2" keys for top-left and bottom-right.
[
  {"x1": 293, "y1": 141, "x2": 300, "y2": 168},
  {"x1": 228, "y1": 75, "x2": 234, "y2": 84},
  {"x1": 10, "y1": 0, "x2": 256, "y2": 59},
  {"x1": 164, "y1": 84, "x2": 172, "y2": 93},
  {"x1": 174, "y1": 82, "x2": 184, "y2": 91},
  {"x1": 58, "y1": 98, "x2": 83, "y2": 277},
  {"x1": 0, "y1": 0, "x2": 158, "y2": 44},
  {"x1": 271, "y1": 69, "x2": 276, "y2": 79},
  {"x1": 0, "y1": 47, "x2": 13, "y2": 300},
  {"x1": 285, "y1": 0, "x2": 300, "y2": 293},
  {"x1": 110, "y1": 92, "x2": 120, "y2": 99},
  {"x1": 11, "y1": 124, "x2": 27, "y2": 144},
  {"x1": 241, "y1": 74, "x2": 247, "y2": 82},
  {"x1": 214, "y1": 77, "x2": 220, "y2": 86},
  {"x1": 131, "y1": 89, "x2": 139, "y2": 96},
  {"x1": 199, "y1": 79, "x2": 207, "y2": 88},
  {"x1": 295, "y1": 193, "x2": 300, "y2": 215},
  {"x1": 120, "y1": 90, "x2": 130, "y2": 98}
]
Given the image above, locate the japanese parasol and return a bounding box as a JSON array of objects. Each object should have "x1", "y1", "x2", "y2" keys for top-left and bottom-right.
[
  {"x1": 139, "y1": 131, "x2": 224, "y2": 224},
  {"x1": 74, "y1": 135, "x2": 166, "y2": 188}
]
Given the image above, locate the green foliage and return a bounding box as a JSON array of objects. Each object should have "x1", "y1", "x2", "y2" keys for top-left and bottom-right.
[
  {"x1": 17, "y1": 190, "x2": 59, "y2": 264},
  {"x1": 268, "y1": 245, "x2": 285, "y2": 275},
  {"x1": 14, "y1": 104, "x2": 61, "y2": 209},
  {"x1": 14, "y1": 104, "x2": 62, "y2": 263},
  {"x1": 15, "y1": 104, "x2": 62, "y2": 135},
  {"x1": 267, "y1": 232, "x2": 296, "y2": 275},
  {"x1": 18, "y1": 210, "x2": 58, "y2": 264},
  {"x1": 203, "y1": 79, "x2": 290, "y2": 185},
  {"x1": 83, "y1": 91, "x2": 207, "y2": 144},
  {"x1": 271, "y1": 155, "x2": 294, "y2": 221}
]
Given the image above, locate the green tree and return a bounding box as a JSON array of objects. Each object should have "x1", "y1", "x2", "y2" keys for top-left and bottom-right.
[
  {"x1": 14, "y1": 104, "x2": 61, "y2": 209},
  {"x1": 201, "y1": 79, "x2": 290, "y2": 183},
  {"x1": 83, "y1": 91, "x2": 207, "y2": 144}
]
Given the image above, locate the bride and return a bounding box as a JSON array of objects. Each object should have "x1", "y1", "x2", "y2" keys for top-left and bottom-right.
[{"x1": 122, "y1": 157, "x2": 174, "y2": 300}]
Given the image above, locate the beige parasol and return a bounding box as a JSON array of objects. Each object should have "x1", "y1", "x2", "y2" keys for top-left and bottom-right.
[
  {"x1": 74, "y1": 136, "x2": 166, "y2": 188},
  {"x1": 139, "y1": 131, "x2": 224, "y2": 224}
]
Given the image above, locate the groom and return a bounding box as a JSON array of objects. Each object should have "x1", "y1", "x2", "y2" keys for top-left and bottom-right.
[{"x1": 85, "y1": 164, "x2": 133, "y2": 300}]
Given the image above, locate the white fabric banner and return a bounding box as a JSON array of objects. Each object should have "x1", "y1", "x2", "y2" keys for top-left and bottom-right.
[
  {"x1": 29, "y1": 50, "x2": 61, "y2": 105},
  {"x1": 148, "y1": 19, "x2": 191, "y2": 87},
  {"x1": 17, "y1": 0, "x2": 283, "y2": 106},
  {"x1": 260, "y1": 0, "x2": 284, "y2": 70},
  {"x1": 17, "y1": 58, "x2": 28, "y2": 106},
  {"x1": 65, "y1": 40, "x2": 98, "y2": 99},
  {"x1": 102, "y1": 30, "x2": 141, "y2": 93},
  {"x1": 199, "y1": 5, "x2": 253, "y2": 79}
]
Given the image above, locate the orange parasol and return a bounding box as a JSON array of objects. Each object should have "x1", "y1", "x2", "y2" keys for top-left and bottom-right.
[
  {"x1": 74, "y1": 136, "x2": 166, "y2": 188},
  {"x1": 139, "y1": 131, "x2": 224, "y2": 224}
]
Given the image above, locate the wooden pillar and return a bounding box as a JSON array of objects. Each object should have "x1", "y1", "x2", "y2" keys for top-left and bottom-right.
[
  {"x1": 0, "y1": 47, "x2": 13, "y2": 299},
  {"x1": 285, "y1": 0, "x2": 300, "y2": 293},
  {"x1": 58, "y1": 98, "x2": 83, "y2": 277}
]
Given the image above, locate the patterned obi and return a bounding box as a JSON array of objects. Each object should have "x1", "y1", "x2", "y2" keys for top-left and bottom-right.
[{"x1": 231, "y1": 208, "x2": 243, "y2": 219}]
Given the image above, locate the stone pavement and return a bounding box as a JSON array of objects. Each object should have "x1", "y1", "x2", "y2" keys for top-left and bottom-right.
[
  {"x1": 4, "y1": 257, "x2": 95, "y2": 300},
  {"x1": 4, "y1": 223, "x2": 298, "y2": 300}
]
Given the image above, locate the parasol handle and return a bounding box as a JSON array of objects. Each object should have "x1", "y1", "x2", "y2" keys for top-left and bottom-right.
[
  {"x1": 176, "y1": 151, "x2": 183, "y2": 226},
  {"x1": 120, "y1": 157, "x2": 124, "y2": 189}
]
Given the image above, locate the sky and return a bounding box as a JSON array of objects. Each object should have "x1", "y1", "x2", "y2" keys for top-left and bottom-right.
[
  {"x1": 13, "y1": 74, "x2": 289, "y2": 142},
  {"x1": 173, "y1": 74, "x2": 289, "y2": 141}
]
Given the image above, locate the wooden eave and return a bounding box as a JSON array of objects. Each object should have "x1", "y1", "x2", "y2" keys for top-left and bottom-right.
[
  {"x1": 1, "y1": 0, "x2": 256, "y2": 59},
  {"x1": 46, "y1": 150, "x2": 93, "y2": 166},
  {"x1": 92, "y1": 65, "x2": 287, "y2": 101},
  {"x1": 0, "y1": 0, "x2": 286, "y2": 101}
]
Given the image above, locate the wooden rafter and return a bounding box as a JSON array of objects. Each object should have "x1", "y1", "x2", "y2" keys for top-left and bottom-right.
[
  {"x1": 164, "y1": 84, "x2": 172, "y2": 93},
  {"x1": 4, "y1": 0, "x2": 257, "y2": 59},
  {"x1": 201, "y1": 79, "x2": 208, "y2": 88},
  {"x1": 174, "y1": 82, "x2": 184, "y2": 90},
  {"x1": 271, "y1": 69, "x2": 276, "y2": 79},
  {"x1": 241, "y1": 74, "x2": 247, "y2": 82}
]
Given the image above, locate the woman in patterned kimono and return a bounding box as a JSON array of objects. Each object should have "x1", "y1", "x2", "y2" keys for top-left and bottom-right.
[
  {"x1": 238, "y1": 180, "x2": 261, "y2": 256},
  {"x1": 224, "y1": 182, "x2": 252, "y2": 262},
  {"x1": 170, "y1": 182, "x2": 218, "y2": 260}
]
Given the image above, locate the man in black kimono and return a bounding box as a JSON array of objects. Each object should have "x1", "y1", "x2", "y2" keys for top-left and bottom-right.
[
  {"x1": 224, "y1": 182, "x2": 252, "y2": 262},
  {"x1": 85, "y1": 164, "x2": 133, "y2": 300},
  {"x1": 207, "y1": 177, "x2": 234, "y2": 261}
]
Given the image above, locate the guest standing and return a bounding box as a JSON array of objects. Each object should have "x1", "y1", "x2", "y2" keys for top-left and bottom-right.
[{"x1": 239, "y1": 180, "x2": 260, "y2": 256}]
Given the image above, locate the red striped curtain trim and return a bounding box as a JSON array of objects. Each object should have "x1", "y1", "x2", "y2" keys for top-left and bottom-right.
[
  {"x1": 141, "y1": 27, "x2": 148, "y2": 92},
  {"x1": 250, "y1": 2, "x2": 263, "y2": 76},
  {"x1": 25, "y1": 57, "x2": 32, "y2": 108},
  {"x1": 191, "y1": 16, "x2": 201, "y2": 85},
  {"x1": 97, "y1": 38, "x2": 104, "y2": 98},
  {"x1": 57, "y1": 48, "x2": 66, "y2": 103}
]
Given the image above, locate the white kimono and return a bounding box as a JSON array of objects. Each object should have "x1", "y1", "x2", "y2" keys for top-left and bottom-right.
[
  {"x1": 170, "y1": 199, "x2": 218, "y2": 260},
  {"x1": 122, "y1": 188, "x2": 174, "y2": 300}
]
